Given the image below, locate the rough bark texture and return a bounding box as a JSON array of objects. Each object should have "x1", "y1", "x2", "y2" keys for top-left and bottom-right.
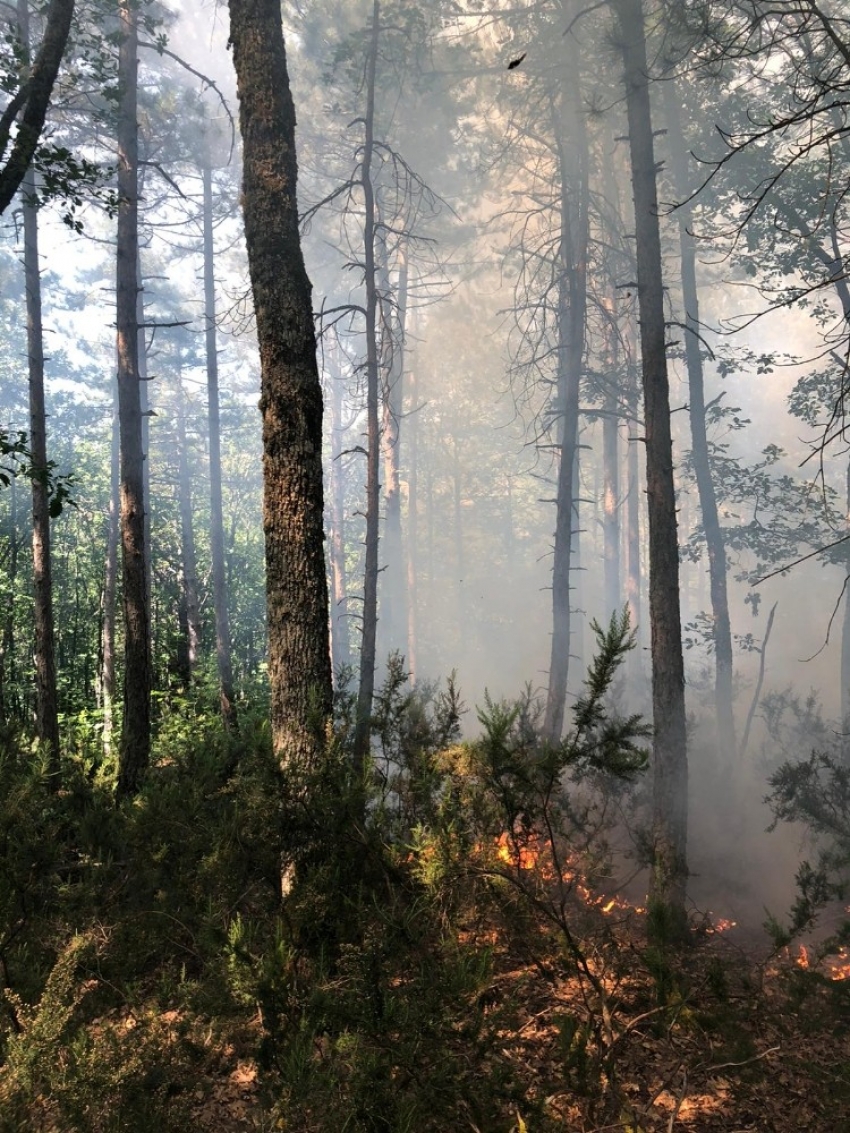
[
  {"x1": 663, "y1": 78, "x2": 735, "y2": 760},
  {"x1": 115, "y1": 0, "x2": 151, "y2": 798},
  {"x1": 0, "y1": 0, "x2": 74, "y2": 216},
  {"x1": 202, "y1": 158, "x2": 237, "y2": 731},
  {"x1": 543, "y1": 15, "x2": 589, "y2": 742},
  {"x1": 228, "y1": 0, "x2": 332, "y2": 767},
  {"x1": 614, "y1": 0, "x2": 688, "y2": 919},
  {"x1": 353, "y1": 0, "x2": 382, "y2": 770},
  {"x1": 20, "y1": 0, "x2": 60, "y2": 779}
]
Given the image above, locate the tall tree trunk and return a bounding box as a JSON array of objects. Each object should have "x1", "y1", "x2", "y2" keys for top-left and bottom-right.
[
  {"x1": 662, "y1": 77, "x2": 735, "y2": 759},
  {"x1": 379, "y1": 235, "x2": 408, "y2": 658},
  {"x1": 176, "y1": 379, "x2": 200, "y2": 685},
  {"x1": 1, "y1": 478, "x2": 20, "y2": 720},
  {"x1": 136, "y1": 260, "x2": 151, "y2": 626},
  {"x1": 99, "y1": 394, "x2": 119, "y2": 757},
  {"x1": 19, "y1": 0, "x2": 59, "y2": 780},
  {"x1": 626, "y1": 326, "x2": 642, "y2": 660},
  {"x1": 328, "y1": 355, "x2": 350, "y2": 674},
  {"x1": 406, "y1": 368, "x2": 419, "y2": 682},
  {"x1": 602, "y1": 298, "x2": 621, "y2": 622},
  {"x1": 115, "y1": 0, "x2": 151, "y2": 798},
  {"x1": 843, "y1": 458, "x2": 850, "y2": 746},
  {"x1": 202, "y1": 156, "x2": 237, "y2": 731},
  {"x1": 353, "y1": 0, "x2": 381, "y2": 770},
  {"x1": 614, "y1": 0, "x2": 688, "y2": 921},
  {"x1": 228, "y1": 0, "x2": 332, "y2": 767},
  {"x1": 544, "y1": 20, "x2": 589, "y2": 742},
  {"x1": 22, "y1": 176, "x2": 60, "y2": 777},
  {"x1": 452, "y1": 429, "x2": 464, "y2": 650}
]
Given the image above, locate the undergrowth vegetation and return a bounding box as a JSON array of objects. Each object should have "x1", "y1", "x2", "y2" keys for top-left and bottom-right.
[{"x1": 0, "y1": 614, "x2": 847, "y2": 1131}]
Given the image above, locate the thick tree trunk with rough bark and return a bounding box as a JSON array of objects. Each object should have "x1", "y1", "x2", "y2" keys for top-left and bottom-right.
[
  {"x1": 202, "y1": 157, "x2": 237, "y2": 731},
  {"x1": 614, "y1": 0, "x2": 688, "y2": 921},
  {"x1": 115, "y1": 0, "x2": 151, "y2": 798},
  {"x1": 663, "y1": 78, "x2": 735, "y2": 760},
  {"x1": 353, "y1": 0, "x2": 382, "y2": 770},
  {"x1": 544, "y1": 20, "x2": 589, "y2": 742},
  {"x1": 228, "y1": 0, "x2": 332, "y2": 767}
]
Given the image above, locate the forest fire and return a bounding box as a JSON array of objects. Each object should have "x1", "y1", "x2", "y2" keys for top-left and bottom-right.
[
  {"x1": 493, "y1": 832, "x2": 645, "y2": 916},
  {"x1": 704, "y1": 916, "x2": 737, "y2": 935},
  {"x1": 792, "y1": 943, "x2": 850, "y2": 980}
]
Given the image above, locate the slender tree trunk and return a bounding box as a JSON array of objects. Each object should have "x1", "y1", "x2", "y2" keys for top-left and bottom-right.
[
  {"x1": 115, "y1": 0, "x2": 151, "y2": 798},
  {"x1": 426, "y1": 463, "x2": 434, "y2": 616},
  {"x1": 202, "y1": 157, "x2": 237, "y2": 731},
  {"x1": 228, "y1": 0, "x2": 332, "y2": 767},
  {"x1": 453, "y1": 429, "x2": 464, "y2": 649},
  {"x1": 379, "y1": 236, "x2": 408, "y2": 658},
  {"x1": 176, "y1": 380, "x2": 200, "y2": 685},
  {"x1": 602, "y1": 300, "x2": 621, "y2": 621},
  {"x1": 406, "y1": 368, "x2": 419, "y2": 682},
  {"x1": 1, "y1": 478, "x2": 19, "y2": 720},
  {"x1": 544, "y1": 23, "x2": 589, "y2": 741},
  {"x1": 614, "y1": 0, "x2": 688, "y2": 921},
  {"x1": 842, "y1": 458, "x2": 850, "y2": 748},
  {"x1": 603, "y1": 427, "x2": 620, "y2": 620},
  {"x1": 663, "y1": 77, "x2": 735, "y2": 758},
  {"x1": 626, "y1": 329, "x2": 642, "y2": 651},
  {"x1": 22, "y1": 177, "x2": 60, "y2": 777},
  {"x1": 136, "y1": 260, "x2": 151, "y2": 626},
  {"x1": 328, "y1": 356, "x2": 350, "y2": 674},
  {"x1": 19, "y1": 0, "x2": 59, "y2": 778},
  {"x1": 353, "y1": 0, "x2": 381, "y2": 770},
  {"x1": 99, "y1": 394, "x2": 119, "y2": 757}
]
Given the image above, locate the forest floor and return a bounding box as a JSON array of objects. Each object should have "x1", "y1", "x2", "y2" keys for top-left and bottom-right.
[
  {"x1": 4, "y1": 897, "x2": 847, "y2": 1132},
  {"x1": 175, "y1": 915, "x2": 849, "y2": 1133}
]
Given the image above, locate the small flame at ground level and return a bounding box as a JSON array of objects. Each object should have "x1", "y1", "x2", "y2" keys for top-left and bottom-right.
[
  {"x1": 792, "y1": 943, "x2": 850, "y2": 980},
  {"x1": 493, "y1": 833, "x2": 646, "y2": 915}
]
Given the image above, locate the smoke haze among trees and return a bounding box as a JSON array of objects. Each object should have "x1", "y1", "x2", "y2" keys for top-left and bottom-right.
[{"x1": 1, "y1": 1, "x2": 850, "y2": 1128}]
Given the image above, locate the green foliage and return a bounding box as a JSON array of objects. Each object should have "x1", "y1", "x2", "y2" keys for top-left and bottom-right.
[
  {"x1": 763, "y1": 695, "x2": 850, "y2": 980},
  {"x1": 0, "y1": 719, "x2": 281, "y2": 1129},
  {"x1": 0, "y1": 623, "x2": 649, "y2": 1131},
  {"x1": 236, "y1": 617, "x2": 649, "y2": 1130},
  {"x1": 0, "y1": 428, "x2": 75, "y2": 515}
]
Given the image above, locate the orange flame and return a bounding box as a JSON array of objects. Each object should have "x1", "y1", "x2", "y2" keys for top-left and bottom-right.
[{"x1": 492, "y1": 833, "x2": 647, "y2": 916}]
